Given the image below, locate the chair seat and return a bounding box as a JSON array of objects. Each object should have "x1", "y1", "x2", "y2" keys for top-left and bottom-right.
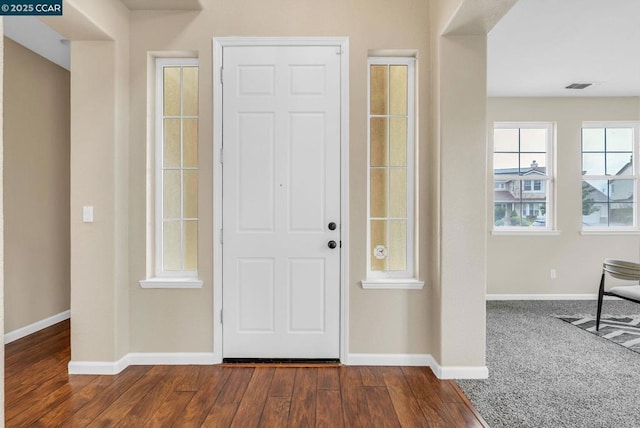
[
  {"x1": 608, "y1": 285, "x2": 640, "y2": 301},
  {"x1": 598, "y1": 260, "x2": 640, "y2": 330}
]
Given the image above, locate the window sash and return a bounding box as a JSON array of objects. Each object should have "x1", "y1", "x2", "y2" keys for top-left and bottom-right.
[
  {"x1": 366, "y1": 57, "x2": 416, "y2": 280},
  {"x1": 581, "y1": 122, "x2": 639, "y2": 230},
  {"x1": 155, "y1": 58, "x2": 199, "y2": 278},
  {"x1": 492, "y1": 122, "x2": 554, "y2": 230}
]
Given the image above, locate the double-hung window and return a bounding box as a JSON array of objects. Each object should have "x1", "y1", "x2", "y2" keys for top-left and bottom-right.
[
  {"x1": 141, "y1": 57, "x2": 201, "y2": 287},
  {"x1": 363, "y1": 57, "x2": 422, "y2": 289},
  {"x1": 581, "y1": 122, "x2": 639, "y2": 230},
  {"x1": 493, "y1": 123, "x2": 554, "y2": 230}
]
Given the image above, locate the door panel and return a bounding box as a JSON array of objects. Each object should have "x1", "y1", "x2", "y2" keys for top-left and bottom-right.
[
  {"x1": 222, "y1": 45, "x2": 341, "y2": 359},
  {"x1": 237, "y1": 113, "x2": 275, "y2": 232},
  {"x1": 289, "y1": 113, "x2": 326, "y2": 232}
]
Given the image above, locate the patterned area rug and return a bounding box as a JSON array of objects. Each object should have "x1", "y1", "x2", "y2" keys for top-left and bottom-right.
[{"x1": 556, "y1": 315, "x2": 640, "y2": 354}]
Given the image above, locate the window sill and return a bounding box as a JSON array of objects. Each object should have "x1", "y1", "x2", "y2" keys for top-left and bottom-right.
[
  {"x1": 139, "y1": 278, "x2": 203, "y2": 289},
  {"x1": 580, "y1": 229, "x2": 640, "y2": 236},
  {"x1": 491, "y1": 229, "x2": 561, "y2": 236},
  {"x1": 361, "y1": 279, "x2": 425, "y2": 290}
]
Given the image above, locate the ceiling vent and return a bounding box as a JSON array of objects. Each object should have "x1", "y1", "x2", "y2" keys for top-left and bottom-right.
[{"x1": 565, "y1": 83, "x2": 592, "y2": 89}]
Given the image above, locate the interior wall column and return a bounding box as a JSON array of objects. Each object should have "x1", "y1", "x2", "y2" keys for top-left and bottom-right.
[
  {"x1": 69, "y1": 41, "x2": 129, "y2": 364},
  {"x1": 438, "y1": 34, "x2": 488, "y2": 372},
  {"x1": 1, "y1": 17, "x2": 6, "y2": 419}
]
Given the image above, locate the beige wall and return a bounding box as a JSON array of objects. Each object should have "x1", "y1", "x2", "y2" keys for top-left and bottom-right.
[
  {"x1": 128, "y1": 0, "x2": 433, "y2": 355},
  {"x1": 23, "y1": 0, "x2": 505, "y2": 373},
  {"x1": 437, "y1": 35, "x2": 488, "y2": 367},
  {"x1": 1, "y1": 17, "x2": 5, "y2": 422},
  {"x1": 488, "y1": 97, "x2": 640, "y2": 295},
  {"x1": 3, "y1": 38, "x2": 70, "y2": 333},
  {"x1": 46, "y1": 0, "x2": 131, "y2": 362}
]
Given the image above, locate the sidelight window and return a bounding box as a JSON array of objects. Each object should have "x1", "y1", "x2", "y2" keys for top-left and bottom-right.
[
  {"x1": 150, "y1": 58, "x2": 200, "y2": 284},
  {"x1": 363, "y1": 57, "x2": 422, "y2": 289}
]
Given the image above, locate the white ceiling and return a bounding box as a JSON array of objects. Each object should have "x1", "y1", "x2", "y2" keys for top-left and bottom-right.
[
  {"x1": 488, "y1": 0, "x2": 640, "y2": 97},
  {"x1": 3, "y1": 16, "x2": 70, "y2": 70},
  {"x1": 120, "y1": 0, "x2": 201, "y2": 10}
]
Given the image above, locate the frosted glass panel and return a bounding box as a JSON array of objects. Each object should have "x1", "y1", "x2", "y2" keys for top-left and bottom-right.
[
  {"x1": 160, "y1": 63, "x2": 199, "y2": 276},
  {"x1": 182, "y1": 67, "x2": 198, "y2": 116},
  {"x1": 370, "y1": 65, "x2": 388, "y2": 115},
  {"x1": 163, "y1": 221, "x2": 181, "y2": 270},
  {"x1": 388, "y1": 220, "x2": 407, "y2": 271},
  {"x1": 389, "y1": 65, "x2": 407, "y2": 115},
  {"x1": 183, "y1": 170, "x2": 198, "y2": 218},
  {"x1": 163, "y1": 67, "x2": 181, "y2": 116},
  {"x1": 183, "y1": 119, "x2": 198, "y2": 168},
  {"x1": 163, "y1": 170, "x2": 181, "y2": 219},
  {"x1": 494, "y1": 128, "x2": 519, "y2": 152},
  {"x1": 184, "y1": 220, "x2": 198, "y2": 271},
  {"x1": 582, "y1": 128, "x2": 604, "y2": 151},
  {"x1": 370, "y1": 168, "x2": 388, "y2": 218},
  {"x1": 370, "y1": 220, "x2": 387, "y2": 271},
  {"x1": 370, "y1": 118, "x2": 388, "y2": 167},
  {"x1": 389, "y1": 169, "x2": 407, "y2": 218},
  {"x1": 389, "y1": 118, "x2": 406, "y2": 167},
  {"x1": 164, "y1": 119, "x2": 181, "y2": 168}
]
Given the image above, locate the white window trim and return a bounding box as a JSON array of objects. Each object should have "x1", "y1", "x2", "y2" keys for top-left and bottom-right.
[
  {"x1": 139, "y1": 57, "x2": 202, "y2": 289},
  {"x1": 580, "y1": 121, "x2": 640, "y2": 233},
  {"x1": 363, "y1": 56, "x2": 423, "y2": 290},
  {"x1": 492, "y1": 122, "x2": 556, "y2": 233},
  {"x1": 491, "y1": 229, "x2": 561, "y2": 236}
]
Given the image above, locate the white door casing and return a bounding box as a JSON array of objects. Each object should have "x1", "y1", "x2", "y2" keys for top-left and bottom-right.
[{"x1": 216, "y1": 40, "x2": 347, "y2": 359}]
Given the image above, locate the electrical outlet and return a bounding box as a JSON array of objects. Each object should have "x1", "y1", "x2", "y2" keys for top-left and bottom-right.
[{"x1": 550, "y1": 269, "x2": 557, "y2": 279}]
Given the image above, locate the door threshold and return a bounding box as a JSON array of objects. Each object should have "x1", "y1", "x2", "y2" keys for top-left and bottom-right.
[{"x1": 222, "y1": 358, "x2": 341, "y2": 367}]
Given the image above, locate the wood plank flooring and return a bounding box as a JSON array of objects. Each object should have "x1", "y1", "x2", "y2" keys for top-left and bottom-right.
[{"x1": 5, "y1": 320, "x2": 487, "y2": 427}]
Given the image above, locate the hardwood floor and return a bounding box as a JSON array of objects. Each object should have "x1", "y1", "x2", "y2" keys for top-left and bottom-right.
[{"x1": 5, "y1": 320, "x2": 486, "y2": 427}]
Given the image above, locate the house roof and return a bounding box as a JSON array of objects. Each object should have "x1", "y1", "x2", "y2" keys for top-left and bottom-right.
[
  {"x1": 582, "y1": 182, "x2": 608, "y2": 203},
  {"x1": 495, "y1": 167, "x2": 546, "y2": 176},
  {"x1": 494, "y1": 190, "x2": 546, "y2": 203},
  {"x1": 615, "y1": 161, "x2": 633, "y2": 176}
]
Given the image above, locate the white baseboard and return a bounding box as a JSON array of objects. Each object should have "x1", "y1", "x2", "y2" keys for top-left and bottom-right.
[
  {"x1": 128, "y1": 352, "x2": 216, "y2": 366},
  {"x1": 345, "y1": 353, "x2": 488, "y2": 379},
  {"x1": 346, "y1": 353, "x2": 432, "y2": 366},
  {"x1": 4, "y1": 310, "x2": 71, "y2": 344},
  {"x1": 68, "y1": 351, "x2": 488, "y2": 379},
  {"x1": 68, "y1": 357, "x2": 129, "y2": 375},
  {"x1": 433, "y1": 364, "x2": 489, "y2": 380},
  {"x1": 487, "y1": 294, "x2": 621, "y2": 301},
  {"x1": 68, "y1": 352, "x2": 217, "y2": 375}
]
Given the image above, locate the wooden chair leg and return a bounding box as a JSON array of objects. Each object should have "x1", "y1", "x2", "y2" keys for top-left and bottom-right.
[{"x1": 596, "y1": 271, "x2": 605, "y2": 331}]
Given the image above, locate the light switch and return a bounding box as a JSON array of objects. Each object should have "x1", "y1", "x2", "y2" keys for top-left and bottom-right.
[{"x1": 83, "y1": 206, "x2": 94, "y2": 223}]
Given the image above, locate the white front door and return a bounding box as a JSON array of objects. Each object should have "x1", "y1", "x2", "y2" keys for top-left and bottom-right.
[{"x1": 222, "y1": 44, "x2": 341, "y2": 359}]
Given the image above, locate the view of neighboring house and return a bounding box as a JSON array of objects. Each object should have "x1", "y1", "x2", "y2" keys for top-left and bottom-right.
[
  {"x1": 582, "y1": 157, "x2": 634, "y2": 227},
  {"x1": 494, "y1": 160, "x2": 547, "y2": 226}
]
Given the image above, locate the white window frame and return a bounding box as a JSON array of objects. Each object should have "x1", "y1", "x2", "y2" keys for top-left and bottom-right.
[
  {"x1": 491, "y1": 122, "x2": 556, "y2": 234},
  {"x1": 580, "y1": 121, "x2": 640, "y2": 234},
  {"x1": 140, "y1": 57, "x2": 202, "y2": 288},
  {"x1": 362, "y1": 57, "x2": 423, "y2": 289}
]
